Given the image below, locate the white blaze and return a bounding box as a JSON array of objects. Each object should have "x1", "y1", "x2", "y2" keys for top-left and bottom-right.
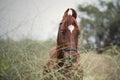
[{"x1": 68, "y1": 25, "x2": 75, "y2": 33}]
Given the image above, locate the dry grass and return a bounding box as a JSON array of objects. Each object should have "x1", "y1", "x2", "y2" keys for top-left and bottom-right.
[
  {"x1": 0, "y1": 39, "x2": 120, "y2": 80},
  {"x1": 81, "y1": 52, "x2": 119, "y2": 80}
]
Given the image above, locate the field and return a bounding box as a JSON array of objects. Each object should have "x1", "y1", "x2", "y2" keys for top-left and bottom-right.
[{"x1": 0, "y1": 39, "x2": 120, "y2": 80}]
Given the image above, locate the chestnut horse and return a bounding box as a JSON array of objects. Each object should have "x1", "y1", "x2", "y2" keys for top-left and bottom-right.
[{"x1": 44, "y1": 8, "x2": 83, "y2": 80}]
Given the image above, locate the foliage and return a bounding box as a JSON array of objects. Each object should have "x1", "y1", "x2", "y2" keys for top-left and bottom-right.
[
  {"x1": 0, "y1": 39, "x2": 120, "y2": 80},
  {"x1": 78, "y1": 0, "x2": 120, "y2": 52}
]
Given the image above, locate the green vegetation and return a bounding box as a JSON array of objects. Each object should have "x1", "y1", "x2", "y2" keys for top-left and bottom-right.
[
  {"x1": 0, "y1": 0, "x2": 120, "y2": 80},
  {"x1": 78, "y1": 0, "x2": 120, "y2": 52},
  {"x1": 0, "y1": 1, "x2": 120, "y2": 79},
  {"x1": 0, "y1": 39, "x2": 119, "y2": 80}
]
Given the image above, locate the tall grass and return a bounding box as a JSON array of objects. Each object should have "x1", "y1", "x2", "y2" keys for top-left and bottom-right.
[{"x1": 0, "y1": 39, "x2": 120, "y2": 80}]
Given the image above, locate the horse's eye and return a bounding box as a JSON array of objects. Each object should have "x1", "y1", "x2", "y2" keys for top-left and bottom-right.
[
  {"x1": 60, "y1": 22, "x2": 62, "y2": 25},
  {"x1": 61, "y1": 30, "x2": 65, "y2": 36}
]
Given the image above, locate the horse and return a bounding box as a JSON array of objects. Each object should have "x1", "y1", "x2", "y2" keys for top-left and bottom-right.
[{"x1": 44, "y1": 8, "x2": 83, "y2": 80}]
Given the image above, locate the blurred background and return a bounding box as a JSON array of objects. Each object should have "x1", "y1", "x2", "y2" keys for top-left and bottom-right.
[
  {"x1": 0, "y1": 0, "x2": 119, "y2": 52},
  {"x1": 0, "y1": 0, "x2": 81, "y2": 40},
  {"x1": 0, "y1": 0, "x2": 120, "y2": 80}
]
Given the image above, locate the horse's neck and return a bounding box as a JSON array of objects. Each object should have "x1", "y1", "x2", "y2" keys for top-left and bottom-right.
[
  {"x1": 56, "y1": 50, "x2": 65, "y2": 67},
  {"x1": 57, "y1": 50, "x2": 64, "y2": 59}
]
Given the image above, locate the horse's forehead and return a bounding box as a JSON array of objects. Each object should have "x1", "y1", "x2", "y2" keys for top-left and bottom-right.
[
  {"x1": 67, "y1": 16, "x2": 74, "y2": 23},
  {"x1": 62, "y1": 15, "x2": 73, "y2": 23},
  {"x1": 60, "y1": 16, "x2": 77, "y2": 30}
]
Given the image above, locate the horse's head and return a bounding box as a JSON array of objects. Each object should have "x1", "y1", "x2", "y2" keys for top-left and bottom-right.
[{"x1": 57, "y1": 8, "x2": 80, "y2": 61}]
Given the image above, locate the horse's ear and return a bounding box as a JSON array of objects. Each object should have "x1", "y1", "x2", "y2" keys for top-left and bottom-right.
[
  {"x1": 70, "y1": 8, "x2": 77, "y2": 19},
  {"x1": 63, "y1": 8, "x2": 69, "y2": 19}
]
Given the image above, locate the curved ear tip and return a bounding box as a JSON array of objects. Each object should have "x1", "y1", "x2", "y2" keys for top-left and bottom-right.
[
  {"x1": 69, "y1": 8, "x2": 77, "y2": 19},
  {"x1": 67, "y1": 8, "x2": 69, "y2": 11}
]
